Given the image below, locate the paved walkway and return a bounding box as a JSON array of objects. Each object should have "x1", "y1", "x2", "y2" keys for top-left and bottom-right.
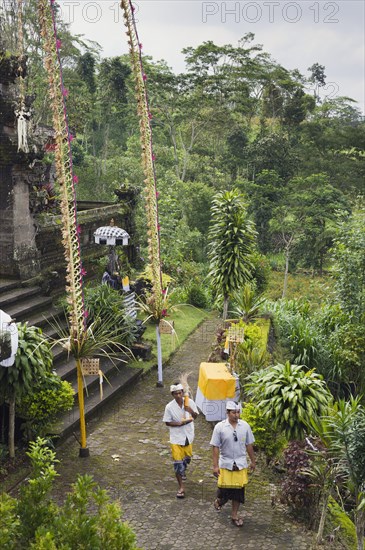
[{"x1": 54, "y1": 318, "x2": 316, "y2": 549}]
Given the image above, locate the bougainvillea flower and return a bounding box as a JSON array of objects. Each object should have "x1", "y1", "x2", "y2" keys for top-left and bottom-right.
[
  {"x1": 56, "y1": 39, "x2": 62, "y2": 49},
  {"x1": 73, "y1": 175, "x2": 79, "y2": 184},
  {"x1": 62, "y1": 87, "x2": 69, "y2": 97}
]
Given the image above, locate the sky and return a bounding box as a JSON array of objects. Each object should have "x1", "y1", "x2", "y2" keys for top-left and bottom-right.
[{"x1": 62, "y1": 0, "x2": 365, "y2": 113}]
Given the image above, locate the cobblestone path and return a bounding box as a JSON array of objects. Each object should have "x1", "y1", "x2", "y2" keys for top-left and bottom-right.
[{"x1": 55, "y1": 317, "x2": 316, "y2": 549}]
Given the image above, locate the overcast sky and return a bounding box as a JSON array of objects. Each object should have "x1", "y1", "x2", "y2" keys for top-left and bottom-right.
[{"x1": 63, "y1": 1, "x2": 364, "y2": 113}]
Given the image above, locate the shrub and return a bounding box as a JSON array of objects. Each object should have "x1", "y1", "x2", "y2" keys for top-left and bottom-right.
[
  {"x1": 17, "y1": 375, "x2": 74, "y2": 439},
  {"x1": 0, "y1": 493, "x2": 20, "y2": 549},
  {"x1": 186, "y1": 284, "x2": 208, "y2": 308},
  {"x1": 84, "y1": 284, "x2": 138, "y2": 346},
  {"x1": 1, "y1": 438, "x2": 138, "y2": 549},
  {"x1": 245, "y1": 361, "x2": 332, "y2": 440},
  {"x1": 280, "y1": 440, "x2": 319, "y2": 526},
  {"x1": 241, "y1": 402, "x2": 286, "y2": 461}
]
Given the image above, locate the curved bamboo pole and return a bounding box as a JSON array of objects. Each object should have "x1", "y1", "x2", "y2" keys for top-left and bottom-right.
[{"x1": 38, "y1": 0, "x2": 88, "y2": 454}]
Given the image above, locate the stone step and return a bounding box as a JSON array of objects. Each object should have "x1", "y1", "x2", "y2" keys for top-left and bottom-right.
[
  {"x1": 1, "y1": 278, "x2": 144, "y2": 443},
  {"x1": 0, "y1": 278, "x2": 20, "y2": 295},
  {"x1": 0, "y1": 285, "x2": 41, "y2": 309},
  {"x1": 22, "y1": 306, "x2": 64, "y2": 333},
  {"x1": 3, "y1": 294, "x2": 54, "y2": 323}
]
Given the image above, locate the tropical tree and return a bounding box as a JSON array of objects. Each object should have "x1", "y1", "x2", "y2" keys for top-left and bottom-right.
[
  {"x1": 332, "y1": 204, "x2": 365, "y2": 323},
  {"x1": 208, "y1": 189, "x2": 257, "y2": 319},
  {"x1": 245, "y1": 361, "x2": 332, "y2": 440},
  {"x1": 310, "y1": 398, "x2": 365, "y2": 550}
]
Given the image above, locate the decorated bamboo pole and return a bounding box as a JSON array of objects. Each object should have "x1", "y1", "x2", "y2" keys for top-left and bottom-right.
[
  {"x1": 38, "y1": 0, "x2": 89, "y2": 456},
  {"x1": 120, "y1": 0, "x2": 165, "y2": 386}
]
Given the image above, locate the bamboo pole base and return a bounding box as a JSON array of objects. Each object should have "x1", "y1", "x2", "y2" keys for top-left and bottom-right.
[
  {"x1": 79, "y1": 447, "x2": 90, "y2": 458},
  {"x1": 156, "y1": 381, "x2": 164, "y2": 387}
]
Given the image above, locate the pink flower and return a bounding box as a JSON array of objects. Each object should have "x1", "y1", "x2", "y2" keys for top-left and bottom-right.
[
  {"x1": 142, "y1": 74, "x2": 147, "y2": 81},
  {"x1": 76, "y1": 225, "x2": 81, "y2": 235},
  {"x1": 69, "y1": 134, "x2": 75, "y2": 142},
  {"x1": 162, "y1": 289, "x2": 166, "y2": 295},
  {"x1": 161, "y1": 309, "x2": 167, "y2": 318},
  {"x1": 73, "y1": 175, "x2": 79, "y2": 184},
  {"x1": 131, "y1": 4, "x2": 135, "y2": 12},
  {"x1": 139, "y1": 43, "x2": 143, "y2": 49},
  {"x1": 62, "y1": 87, "x2": 69, "y2": 98},
  {"x1": 152, "y1": 154, "x2": 156, "y2": 161},
  {"x1": 56, "y1": 39, "x2": 62, "y2": 49},
  {"x1": 156, "y1": 191, "x2": 160, "y2": 198},
  {"x1": 84, "y1": 310, "x2": 89, "y2": 319},
  {"x1": 81, "y1": 267, "x2": 87, "y2": 276},
  {"x1": 148, "y1": 112, "x2": 153, "y2": 120},
  {"x1": 157, "y1": 224, "x2": 161, "y2": 231}
]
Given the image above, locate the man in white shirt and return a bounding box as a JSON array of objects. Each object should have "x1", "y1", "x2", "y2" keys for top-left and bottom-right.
[
  {"x1": 210, "y1": 401, "x2": 256, "y2": 526},
  {"x1": 163, "y1": 383, "x2": 199, "y2": 499}
]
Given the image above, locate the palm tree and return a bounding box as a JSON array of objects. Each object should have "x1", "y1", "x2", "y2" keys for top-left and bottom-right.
[{"x1": 208, "y1": 189, "x2": 257, "y2": 319}]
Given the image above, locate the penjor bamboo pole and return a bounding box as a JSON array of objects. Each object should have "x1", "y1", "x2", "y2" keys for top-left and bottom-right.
[{"x1": 76, "y1": 359, "x2": 89, "y2": 455}]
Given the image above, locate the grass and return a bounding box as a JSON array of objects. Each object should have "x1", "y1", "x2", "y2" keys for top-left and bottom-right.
[
  {"x1": 265, "y1": 270, "x2": 334, "y2": 308},
  {"x1": 129, "y1": 305, "x2": 210, "y2": 371}
]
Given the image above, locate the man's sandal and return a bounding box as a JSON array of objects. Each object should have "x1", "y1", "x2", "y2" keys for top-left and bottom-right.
[
  {"x1": 231, "y1": 517, "x2": 244, "y2": 527},
  {"x1": 213, "y1": 498, "x2": 222, "y2": 511},
  {"x1": 176, "y1": 490, "x2": 185, "y2": 499}
]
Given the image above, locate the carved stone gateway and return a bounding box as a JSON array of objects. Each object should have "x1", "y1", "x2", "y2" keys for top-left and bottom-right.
[
  {"x1": 0, "y1": 52, "x2": 43, "y2": 278},
  {"x1": 0, "y1": 51, "x2": 136, "y2": 284}
]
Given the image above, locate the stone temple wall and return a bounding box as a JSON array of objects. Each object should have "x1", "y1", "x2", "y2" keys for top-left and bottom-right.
[
  {"x1": 0, "y1": 52, "x2": 43, "y2": 278},
  {"x1": 0, "y1": 51, "x2": 137, "y2": 284}
]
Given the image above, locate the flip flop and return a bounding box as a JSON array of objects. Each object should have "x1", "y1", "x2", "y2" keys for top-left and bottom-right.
[
  {"x1": 176, "y1": 490, "x2": 185, "y2": 499},
  {"x1": 231, "y1": 517, "x2": 244, "y2": 527},
  {"x1": 213, "y1": 498, "x2": 222, "y2": 511}
]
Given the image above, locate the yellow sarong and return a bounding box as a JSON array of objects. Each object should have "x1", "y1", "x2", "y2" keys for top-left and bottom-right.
[
  {"x1": 218, "y1": 468, "x2": 248, "y2": 489},
  {"x1": 170, "y1": 443, "x2": 193, "y2": 461}
]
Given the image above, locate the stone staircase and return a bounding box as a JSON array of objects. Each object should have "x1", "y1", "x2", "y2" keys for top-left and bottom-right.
[{"x1": 0, "y1": 278, "x2": 143, "y2": 442}]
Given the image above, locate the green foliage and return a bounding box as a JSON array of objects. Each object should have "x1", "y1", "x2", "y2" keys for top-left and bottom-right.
[
  {"x1": 241, "y1": 401, "x2": 286, "y2": 460},
  {"x1": 186, "y1": 284, "x2": 208, "y2": 309},
  {"x1": 17, "y1": 376, "x2": 74, "y2": 439},
  {"x1": 208, "y1": 189, "x2": 257, "y2": 317},
  {"x1": 0, "y1": 493, "x2": 20, "y2": 550},
  {"x1": 83, "y1": 283, "x2": 138, "y2": 347},
  {"x1": 246, "y1": 361, "x2": 332, "y2": 440},
  {"x1": 0, "y1": 438, "x2": 139, "y2": 550},
  {"x1": 0, "y1": 323, "x2": 54, "y2": 408},
  {"x1": 230, "y1": 282, "x2": 265, "y2": 323},
  {"x1": 332, "y1": 205, "x2": 365, "y2": 323},
  {"x1": 17, "y1": 439, "x2": 59, "y2": 545},
  {"x1": 309, "y1": 398, "x2": 365, "y2": 550}
]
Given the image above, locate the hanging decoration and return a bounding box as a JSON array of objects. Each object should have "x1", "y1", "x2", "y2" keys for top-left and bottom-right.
[
  {"x1": 120, "y1": 0, "x2": 165, "y2": 386},
  {"x1": 38, "y1": 0, "x2": 89, "y2": 456},
  {"x1": 15, "y1": 0, "x2": 30, "y2": 153}
]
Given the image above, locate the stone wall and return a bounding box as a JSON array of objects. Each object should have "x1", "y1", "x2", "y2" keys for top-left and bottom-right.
[{"x1": 0, "y1": 51, "x2": 137, "y2": 283}]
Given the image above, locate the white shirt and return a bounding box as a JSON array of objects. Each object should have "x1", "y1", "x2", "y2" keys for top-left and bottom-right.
[
  {"x1": 210, "y1": 418, "x2": 255, "y2": 470},
  {"x1": 163, "y1": 398, "x2": 199, "y2": 445}
]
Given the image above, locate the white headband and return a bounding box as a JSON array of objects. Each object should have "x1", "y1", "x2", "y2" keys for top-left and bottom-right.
[
  {"x1": 170, "y1": 383, "x2": 184, "y2": 393},
  {"x1": 226, "y1": 401, "x2": 240, "y2": 411}
]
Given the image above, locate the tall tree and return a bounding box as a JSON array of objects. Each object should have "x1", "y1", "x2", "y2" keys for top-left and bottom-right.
[{"x1": 208, "y1": 189, "x2": 257, "y2": 319}]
